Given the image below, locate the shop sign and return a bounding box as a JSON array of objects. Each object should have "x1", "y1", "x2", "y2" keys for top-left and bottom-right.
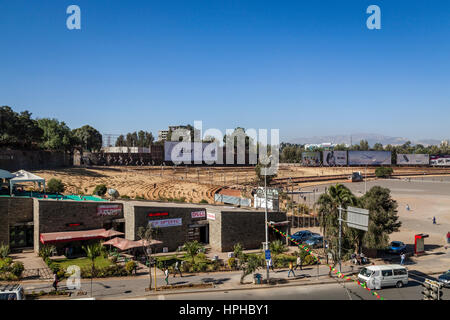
[
  {"x1": 97, "y1": 204, "x2": 122, "y2": 216},
  {"x1": 207, "y1": 212, "x2": 216, "y2": 220},
  {"x1": 191, "y1": 210, "x2": 206, "y2": 219},
  {"x1": 149, "y1": 218, "x2": 182, "y2": 228},
  {"x1": 148, "y1": 212, "x2": 169, "y2": 217}
]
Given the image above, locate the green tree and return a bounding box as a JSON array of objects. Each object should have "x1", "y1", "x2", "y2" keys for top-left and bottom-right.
[
  {"x1": 37, "y1": 118, "x2": 75, "y2": 151},
  {"x1": 239, "y1": 254, "x2": 262, "y2": 284},
  {"x1": 360, "y1": 186, "x2": 401, "y2": 249},
  {"x1": 47, "y1": 178, "x2": 65, "y2": 193},
  {"x1": 72, "y1": 125, "x2": 103, "y2": 152},
  {"x1": 0, "y1": 106, "x2": 43, "y2": 148},
  {"x1": 269, "y1": 240, "x2": 287, "y2": 255},
  {"x1": 93, "y1": 184, "x2": 107, "y2": 196},
  {"x1": 182, "y1": 241, "x2": 204, "y2": 264},
  {"x1": 83, "y1": 243, "x2": 105, "y2": 297},
  {"x1": 137, "y1": 225, "x2": 160, "y2": 290}
]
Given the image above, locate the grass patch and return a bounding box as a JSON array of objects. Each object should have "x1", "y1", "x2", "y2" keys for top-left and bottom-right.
[{"x1": 51, "y1": 256, "x2": 113, "y2": 270}]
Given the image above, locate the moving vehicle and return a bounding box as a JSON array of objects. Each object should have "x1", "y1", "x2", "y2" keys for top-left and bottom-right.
[
  {"x1": 304, "y1": 235, "x2": 324, "y2": 248},
  {"x1": 438, "y1": 270, "x2": 450, "y2": 288},
  {"x1": 290, "y1": 230, "x2": 314, "y2": 244},
  {"x1": 0, "y1": 284, "x2": 25, "y2": 300},
  {"x1": 358, "y1": 264, "x2": 408, "y2": 289},
  {"x1": 349, "y1": 172, "x2": 363, "y2": 182},
  {"x1": 388, "y1": 241, "x2": 407, "y2": 254}
]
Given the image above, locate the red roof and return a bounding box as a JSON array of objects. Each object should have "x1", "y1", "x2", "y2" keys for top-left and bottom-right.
[{"x1": 40, "y1": 229, "x2": 107, "y2": 244}]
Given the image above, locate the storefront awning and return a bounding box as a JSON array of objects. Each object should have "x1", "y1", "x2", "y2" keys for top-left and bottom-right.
[
  {"x1": 102, "y1": 237, "x2": 162, "y2": 251},
  {"x1": 40, "y1": 229, "x2": 107, "y2": 244}
]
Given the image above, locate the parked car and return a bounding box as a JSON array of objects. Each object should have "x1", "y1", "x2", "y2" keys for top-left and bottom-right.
[
  {"x1": 305, "y1": 235, "x2": 324, "y2": 248},
  {"x1": 290, "y1": 230, "x2": 313, "y2": 244},
  {"x1": 388, "y1": 241, "x2": 407, "y2": 254},
  {"x1": 438, "y1": 270, "x2": 450, "y2": 288},
  {"x1": 358, "y1": 264, "x2": 408, "y2": 289},
  {"x1": 0, "y1": 284, "x2": 25, "y2": 300}
]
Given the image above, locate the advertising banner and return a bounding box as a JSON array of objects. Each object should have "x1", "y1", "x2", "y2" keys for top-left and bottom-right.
[
  {"x1": 348, "y1": 151, "x2": 392, "y2": 165},
  {"x1": 164, "y1": 142, "x2": 218, "y2": 163},
  {"x1": 301, "y1": 152, "x2": 320, "y2": 166},
  {"x1": 149, "y1": 218, "x2": 182, "y2": 228},
  {"x1": 430, "y1": 155, "x2": 450, "y2": 166},
  {"x1": 207, "y1": 212, "x2": 216, "y2": 220},
  {"x1": 397, "y1": 154, "x2": 429, "y2": 165},
  {"x1": 191, "y1": 210, "x2": 206, "y2": 219},
  {"x1": 97, "y1": 204, "x2": 122, "y2": 216},
  {"x1": 322, "y1": 151, "x2": 347, "y2": 166}
]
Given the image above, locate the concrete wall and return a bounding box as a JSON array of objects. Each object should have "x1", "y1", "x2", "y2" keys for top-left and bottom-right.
[
  {"x1": 125, "y1": 204, "x2": 207, "y2": 252},
  {"x1": 0, "y1": 149, "x2": 73, "y2": 171},
  {"x1": 0, "y1": 198, "x2": 34, "y2": 246},
  {"x1": 33, "y1": 199, "x2": 124, "y2": 253},
  {"x1": 209, "y1": 211, "x2": 288, "y2": 252}
]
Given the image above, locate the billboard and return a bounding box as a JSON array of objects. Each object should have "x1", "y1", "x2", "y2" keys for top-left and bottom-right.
[
  {"x1": 322, "y1": 151, "x2": 347, "y2": 166},
  {"x1": 397, "y1": 154, "x2": 429, "y2": 165},
  {"x1": 301, "y1": 152, "x2": 320, "y2": 166},
  {"x1": 149, "y1": 218, "x2": 182, "y2": 228},
  {"x1": 348, "y1": 151, "x2": 392, "y2": 165},
  {"x1": 164, "y1": 142, "x2": 218, "y2": 163},
  {"x1": 430, "y1": 155, "x2": 450, "y2": 166}
]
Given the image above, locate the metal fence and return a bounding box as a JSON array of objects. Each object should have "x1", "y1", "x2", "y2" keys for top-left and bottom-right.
[{"x1": 288, "y1": 214, "x2": 319, "y2": 228}]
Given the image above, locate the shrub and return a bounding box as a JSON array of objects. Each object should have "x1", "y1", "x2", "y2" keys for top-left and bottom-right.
[
  {"x1": 93, "y1": 184, "x2": 107, "y2": 196},
  {"x1": 270, "y1": 240, "x2": 288, "y2": 255},
  {"x1": 303, "y1": 254, "x2": 317, "y2": 265},
  {"x1": 197, "y1": 262, "x2": 208, "y2": 272},
  {"x1": 47, "y1": 178, "x2": 65, "y2": 193},
  {"x1": 0, "y1": 258, "x2": 13, "y2": 272},
  {"x1": 0, "y1": 243, "x2": 10, "y2": 259},
  {"x1": 10, "y1": 262, "x2": 24, "y2": 277},
  {"x1": 199, "y1": 199, "x2": 208, "y2": 204},
  {"x1": 375, "y1": 166, "x2": 394, "y2": 178},
  {"x1": 120, "y1": 195, "x2": 130, "y2": 199},
  {"x1": 227, "y1": 257, "x2": 237, "y2": 270},
  {"x1": 39, "y1": 245, "x2": 56, "y2": 260},
  {"x1": 125, "y1": 261, "x2": 137, "y2": 275}
]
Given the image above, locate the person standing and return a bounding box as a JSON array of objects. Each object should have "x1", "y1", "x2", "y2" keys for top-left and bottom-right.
[
  {"x1": 447, "y1": 231, "x2": 450, "y2": 244},
  {"x1": 52, "y1": 271, "x2": 58, "y2": 292},
  {"x1": 406, "y1": 204, "x2": 410, "y2": 211},
  {"x1": 174, "y1": 261, "x2": 182, "y2": 278},
  {"x1": 400, "y1": 253, "x2": 406, "y2": 265},
  {"x1": 287, "y1": 261, "x2": 295, "y2": 278},
  {"x1": 295, "y1": 255, "x2": 302, "y2": 270},
  {"x1": 433, "y1": 216, "x2": 436, "y2": 224},
  {"x1": 164, "y1": 268, "x2": 169, "y2": 285}
]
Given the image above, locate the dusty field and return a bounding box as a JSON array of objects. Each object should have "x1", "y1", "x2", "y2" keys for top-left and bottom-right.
[{"x1": 30, "y1": 165, "x2": 450, "y2": 206}]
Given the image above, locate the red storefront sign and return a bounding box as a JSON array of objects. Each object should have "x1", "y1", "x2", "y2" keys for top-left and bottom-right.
[
  {"x1": 148, "y1": 212, "x2": 169, "y2": 217},
  {"x1": 97, "y1": 204, "x2": 122, "y2": 216},
  {"x1": 191, "y1": 211, "x2": 206, "y2": 219}
]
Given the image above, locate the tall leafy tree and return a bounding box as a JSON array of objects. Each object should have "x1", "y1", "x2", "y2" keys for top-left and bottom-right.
[
  {"x1": 72, "y1": 125, "x2": 103, "y2": 152},
  {"x1": 37, "y1": 118, "x2": 75, "y2": 151}
]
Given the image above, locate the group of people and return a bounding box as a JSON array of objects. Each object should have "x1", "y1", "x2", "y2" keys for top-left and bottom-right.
[
  {"x1": 267, "y1": 255, "x2": 304, "y2": 278},
  {"x1": 351, "y1": 252, "x2": 368, "y2": 265},
  {"x1": 163, "y1": 260, "x2": 183, "y2": 285}
]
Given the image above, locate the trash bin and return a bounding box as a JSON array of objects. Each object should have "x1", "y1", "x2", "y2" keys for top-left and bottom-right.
[{"x1": 253, "y1": 273, "x2": 262, "y2": 284}]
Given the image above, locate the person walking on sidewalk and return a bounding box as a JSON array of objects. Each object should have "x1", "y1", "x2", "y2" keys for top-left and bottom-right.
[
  {"x1": 287, "y1": 261, "x2": 295, "y2": 277},
  {"x1": 164, "y1": 268, "x2": 169, "y2": 285},
  {"x1": 173, "y1": 261, "x2": 182, "y2": 277},
  {"x1": 400, "y1": 253, "x2": 406, "y2": 265},
  {"x1": 295, "y1": 255, "x2": 302, "y2": 270},
  {"x1": 52, "y1": 271, "x2": 58, "y2": 292},
  {"x1": 447, "y1": 231, "x2": 450, "y2": 244},
  {"x1": 267, "y1": 258, "x2": 275, "y2": 272},
  {"x1": 433, "y1": 216, "x2": 436, "y2": 224}
]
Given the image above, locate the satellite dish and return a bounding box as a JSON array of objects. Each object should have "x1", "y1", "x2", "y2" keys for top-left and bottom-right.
[{"x1": 108, "y1": 188, "x2": 119, "y2": 198}]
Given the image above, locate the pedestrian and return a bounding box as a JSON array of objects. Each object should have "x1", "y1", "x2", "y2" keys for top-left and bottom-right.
[
  {"x1": 164, "y1": 268, "x2": 169, "y2": 285},
  {"x1": 406, "y1": 204, "x2": 410, "y2": 211},
  {"x1": 400, "y1": 253, "x2": 406, "y2": 265},
  {"x1": 287, "y1": 261, "x2": 295, "y2": 278},
  {"x1": 52, "y1": 271, "x2": 58, "y2": 292},
  {"x1": 447, "y1": 231, "x2": 450, "y2": 244},
  {"x1": 174, "y1": 260, "x2": 182, "y2": 277},
  {"x1": 295, "y1": 255, "x2": 302, "y2": 270},
  {"x1": 433, "y1": 216, "x2": 436, "y2": 224},
  {"x1": 267, "y1": 258, "x2": 275, "y2": 272}
]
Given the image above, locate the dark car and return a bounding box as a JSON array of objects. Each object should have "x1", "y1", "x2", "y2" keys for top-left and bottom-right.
[
  {"x1": 290, "y1": 230, "x2": 313, "y2": 244},
  {"x1": 388, "y1": 241, "x2": 407, "y2": 254},
  {"x1": 438, "y1": 270, "x2": 450, "y2": 288},
  {"x1": 305, "y1": 235, "x2": 324, "y2": 248}
]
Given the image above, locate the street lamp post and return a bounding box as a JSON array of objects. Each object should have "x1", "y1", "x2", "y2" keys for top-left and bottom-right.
[{"x1": 264, "y1": 155, "x2": 272, "y2": 283}]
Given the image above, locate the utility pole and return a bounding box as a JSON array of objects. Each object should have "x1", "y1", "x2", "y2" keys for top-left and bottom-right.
[
  {"x1": 338, "y1": 206, "x2": 342, "y2": 273},
  {"x1": 264, "y1": 165, "x2": 269, "y2": 283}
]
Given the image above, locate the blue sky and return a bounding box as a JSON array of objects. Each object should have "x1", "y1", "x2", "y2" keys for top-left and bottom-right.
[{"x1": 0, "y1": 0, "x2": 449, "y2": 142}]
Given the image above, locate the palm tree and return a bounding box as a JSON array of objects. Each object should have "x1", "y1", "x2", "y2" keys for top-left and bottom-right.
[
  {"x1": 239, "y1": 254, "x2": 262, "y2": 284},
  {"x1": 182, "y1": 241, "x2": 204, "y2": 265},
  {"x1": 82, "y1": 243, "x2": 104, "y2": 297},
  {"x1": 317, "y1": 184, "x2": 357, "y2": 263}
]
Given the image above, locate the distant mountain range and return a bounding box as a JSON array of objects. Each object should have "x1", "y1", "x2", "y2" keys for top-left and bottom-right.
[{"x1": 287, "y1": 133, "x2": 443, "y2": 147}]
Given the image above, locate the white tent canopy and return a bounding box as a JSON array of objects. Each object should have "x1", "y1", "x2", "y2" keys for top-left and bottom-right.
[
  {"x1": 0, "y1": 169, "x2": 14, "y2": 179},
  {"x1": 10, "y1": 170, "x2": 46, "y2": 194}
]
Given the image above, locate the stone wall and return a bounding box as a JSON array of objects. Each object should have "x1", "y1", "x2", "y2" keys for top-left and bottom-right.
[
  {"x1": 126, "y1": 204, "x2": 207, "y2": 252},
  {"x1": 209, "y1": 211, "x2": 288, "y2": 252},
  {"x1": 33, "y1": 199, "x2": 124, "y2": 253},
  {"x1": 0, "y1": 198, "x2": 34, "y2": 246},
  {"x1": 0, "y1": 149, "x2": 73, "y2": 171}
]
